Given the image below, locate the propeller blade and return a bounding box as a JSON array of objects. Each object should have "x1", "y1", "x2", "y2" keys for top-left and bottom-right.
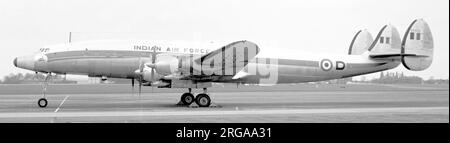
[
  {"x1": 131, "y1": 78, "x2": 135, "y2": 95},
  {"x1": 139, "y1": 57, "x2": 144, "y2": 73},
  {"x1": 150, "y1": 45, "x2": 157, "y2": 93},
  {"x1": 151, "y1": 68, "x2": 155, "y2": 82},
  {"x1": 152, "y1": 47, "x2": 157, "y2": 63},
  {"x1": 138, "y1": 76, "x2": 142, "y2": 97},
  {"x1": 151, "y1": 68, "x2": 155, "y2": 93}
]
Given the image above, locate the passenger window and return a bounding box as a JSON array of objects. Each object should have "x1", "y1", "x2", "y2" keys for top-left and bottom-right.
[
  {"x1": 416, "y1": 33, "x2": 421, "y2": 40},
  {"x1": 380, "y1": 37, "x2": 384, "y2": 43},
  {"x1": 386, "y1": 37, "x2": 390, "y2": 44},
  {"x1": 410, "y1": 32, "x2": 415, "y2": 40}
]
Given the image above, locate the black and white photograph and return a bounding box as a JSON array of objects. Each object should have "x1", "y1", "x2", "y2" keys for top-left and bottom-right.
[{"x1": 0, "y1": 0, "x2": 448, "y2": 141}]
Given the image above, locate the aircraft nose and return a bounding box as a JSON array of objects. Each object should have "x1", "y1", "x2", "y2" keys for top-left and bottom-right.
[
  {"x1": 14, "y1": 55, "x2": 35, "y2": 71},
  {"x1": 13, "y1": 57, "x2": 17, "y2": 67}
]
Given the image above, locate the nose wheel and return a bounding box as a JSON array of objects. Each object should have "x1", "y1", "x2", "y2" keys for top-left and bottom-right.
[
  {"x1": 37, "y1": 73, "x2": 51, "y2": 108},
  {"x1": 38, "y1": 98, "x2": 48, "y2": 108}
]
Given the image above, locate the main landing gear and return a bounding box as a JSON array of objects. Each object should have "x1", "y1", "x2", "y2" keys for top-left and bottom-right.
[
  {"x1": 38, "y1": 73, "x2": 52, "y2": 108},
  {"x1": 179, "y1": 88, "x2": 212, "y2": 107}
]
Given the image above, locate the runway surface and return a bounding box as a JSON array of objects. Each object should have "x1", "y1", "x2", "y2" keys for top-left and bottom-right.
[{"x1": 0, "y1": 84, "x2": 448, "y2": 122}]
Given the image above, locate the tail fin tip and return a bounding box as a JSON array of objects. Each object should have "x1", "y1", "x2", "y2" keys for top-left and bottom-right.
[{"x1": 348, "y1": 29, "x2": 373, "y2": 55}]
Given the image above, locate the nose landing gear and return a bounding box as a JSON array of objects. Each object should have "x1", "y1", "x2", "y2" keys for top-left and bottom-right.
[
  {"x1": 38, "y1": 98, "x2": 48, "y2": 108},
  {"x1": 37, "y1": 73, "x2": 52, "y2": 108}
]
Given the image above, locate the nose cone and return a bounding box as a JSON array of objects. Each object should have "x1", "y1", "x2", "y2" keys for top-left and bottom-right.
[
  {"x1": 14, "y1": 55, "x2": 35, "y2": 71},
  {"x1": 13, "y1": 58, "x2": 17, "y2": 67}
]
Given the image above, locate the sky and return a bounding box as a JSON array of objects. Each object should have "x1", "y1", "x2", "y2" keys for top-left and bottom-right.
[{"x1": 0, "y1": 0, "x2": 448, "y2": 80}]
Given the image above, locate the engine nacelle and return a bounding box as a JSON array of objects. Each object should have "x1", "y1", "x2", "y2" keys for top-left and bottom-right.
[
  {"x1": 154, "y1": 55, "x2": 179, "y2": 75},
  {"x1": 141, "y1": 67, "x2": 157, "y2": 82}
]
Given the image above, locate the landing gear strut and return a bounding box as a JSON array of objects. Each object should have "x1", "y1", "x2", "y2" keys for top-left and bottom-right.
[{"x1": 38, "y1": 73, "x2": 52, "y2": 108}]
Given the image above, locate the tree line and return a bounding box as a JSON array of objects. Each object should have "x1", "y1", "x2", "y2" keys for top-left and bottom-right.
[
  {"x1": 370, "y1": 71, "x2": 448, "y2": 84},
  {"x1": 1, "y1": 72, "x2": 448, "y2": 84},
  {"x1": 0, "y1": 73, "x2": 76, "y2": 84}
]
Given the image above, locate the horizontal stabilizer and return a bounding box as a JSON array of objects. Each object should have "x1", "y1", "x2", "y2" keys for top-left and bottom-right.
[{"x1": 369, "y1": 53, "x2": 428, "y2": 59}]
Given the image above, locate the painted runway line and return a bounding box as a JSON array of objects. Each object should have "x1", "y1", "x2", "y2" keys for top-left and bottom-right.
[
  {"x1": 0, "y1": 107, "x2": 447, "y2": 118},
  {"x1": 54, "y1": 95, "x2": 69, "y2": 113}
]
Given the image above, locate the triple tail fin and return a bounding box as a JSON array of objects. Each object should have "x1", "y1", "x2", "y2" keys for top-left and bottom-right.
[
  {"x1": 367, "y1": 19, "x2": 434, "y2": 71},
  {"x1": 348, "y1": 30, "x2": 373, "y2": 55}
]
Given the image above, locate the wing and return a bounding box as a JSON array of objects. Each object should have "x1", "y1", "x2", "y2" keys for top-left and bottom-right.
[
  {"x1": 194, "y1": 40, "x2": 260, "y2": 76},
  {"x1": 161, "y1": 40, "x2": 260, "y2": 82}
]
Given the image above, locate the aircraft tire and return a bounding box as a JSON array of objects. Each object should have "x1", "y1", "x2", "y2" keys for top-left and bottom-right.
[
  {"x1": 195, "y1": 94, "x2": 211, "y2": 107},
  {"x1": 181, "y1": 93, "x2": 195, "y2": 105},
  {"x1": 38, "y1": 98, "x2": 48, "y2": 108}
]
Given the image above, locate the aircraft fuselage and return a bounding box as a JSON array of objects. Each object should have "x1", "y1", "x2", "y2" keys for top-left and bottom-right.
[{"x1": 16, "y1": 48, "x2": 400, "y2": 85}]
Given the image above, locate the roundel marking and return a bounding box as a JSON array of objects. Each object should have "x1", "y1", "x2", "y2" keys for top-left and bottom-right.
[{"x1": 320, "y1": 59, "x2": 333, "y2": 71}]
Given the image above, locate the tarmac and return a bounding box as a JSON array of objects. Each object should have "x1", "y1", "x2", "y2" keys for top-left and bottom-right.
[{"x1": 0, "y1": 84, "x2": 448, "y2": 122}]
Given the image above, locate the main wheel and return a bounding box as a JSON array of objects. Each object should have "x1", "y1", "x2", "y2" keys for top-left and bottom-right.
[
  {"x1": 38, "y1": 98, "x2": 48, "y2": 108},
  {"x1": 181, "y1": 93, "x2": 195, "y2": 105},
  {"x1": 195, "y1": 94, "x2": 211, "y2": 107}
]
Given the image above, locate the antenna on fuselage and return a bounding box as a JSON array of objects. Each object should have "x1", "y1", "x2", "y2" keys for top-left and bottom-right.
[{"x1": 68, "y1": 32, "x2": 72, "y2": 43}]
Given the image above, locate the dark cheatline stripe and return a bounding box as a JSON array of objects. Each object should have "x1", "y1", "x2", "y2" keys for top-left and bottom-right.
[
  {"x1": 347, "y1": 63, "x2": 387, "y2": 68},
  {"x1": 254, "y1": 58, "x2": 319, "y2": 67},
  {"x1": 348, "y1": 30, "x2": 362, "y2": 55},
  {"x1": 46, "y1": 50, "x2": 163, "y2": 62},
  {"x1": 46, "y1": 50, "x2": 387, "y2": 70},
  {"x1": 47, "y1": 56, "x2": 135, "y2": 62}
]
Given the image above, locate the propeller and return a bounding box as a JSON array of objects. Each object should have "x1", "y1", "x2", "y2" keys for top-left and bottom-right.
[
  {"x1": 138, "y1": 57, "x2": 144, "y2": 96},
  {"x1": 131, "y1": 77, "x2": 135, "y2": 95},
  {"x1": 150, "y1": 48, "x2": 157, "y2": 92},
  {"x1": 137, "y1": 58, "x2": 144, "y2": 110},
  {"x1": 134, "y1": 48, "x2": 158, "y2": 96}
]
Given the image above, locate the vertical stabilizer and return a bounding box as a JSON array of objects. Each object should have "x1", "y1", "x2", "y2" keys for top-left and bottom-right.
[
  {"x1": 401, "y1": 19, "x2": 434, "y2": 71},
  {"x1": 368, "y1": 24, "x2": 402, "y2": 56},
  {"x1": 348, "y1": 30, "x2": 373, "y2": 55}
]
